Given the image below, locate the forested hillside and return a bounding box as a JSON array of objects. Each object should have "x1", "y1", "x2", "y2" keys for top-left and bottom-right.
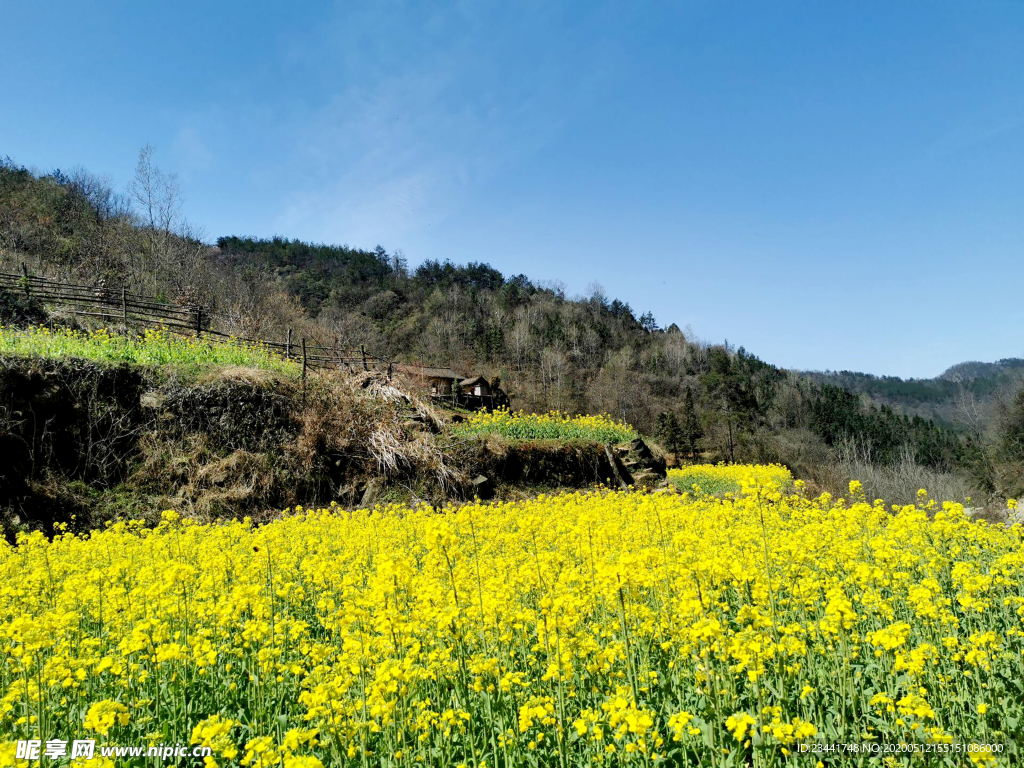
[
  {"x1": 3, "y1": 152, "x2": 1021, "y2": 501},
  {"x1": 805, "y1": 360, "x2": 1024, "y2": 434}
]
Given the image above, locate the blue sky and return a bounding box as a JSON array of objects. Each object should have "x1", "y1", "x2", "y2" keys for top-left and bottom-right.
[{"x1": 2, "y1": 1, "x2": 1022, "y2": 378}]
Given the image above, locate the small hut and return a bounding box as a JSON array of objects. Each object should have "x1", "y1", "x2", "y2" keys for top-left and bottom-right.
[
  {"x1": 392, "y1": 365, "x2": 504, "y2": 410},
  {"x1": 459, "y1": 375, "x2": 491, "y2": 398},
  {"x1": 393, "y1": 364, "x2": 466, "y2": 398},
  {"x1": 458, "y1": 375, "x2": 493, "y2": 409}
]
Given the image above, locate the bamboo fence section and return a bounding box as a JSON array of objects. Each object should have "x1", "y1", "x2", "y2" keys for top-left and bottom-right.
[{"x1": 0, "y1": 270, "x2": 395, "y2": 374}]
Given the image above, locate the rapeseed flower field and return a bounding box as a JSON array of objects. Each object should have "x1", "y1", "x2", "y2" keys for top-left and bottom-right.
[
  {"x1": 453, "y1": 407, "x2": 638, "y2": 443},
  {"x1": 1, "y1": 471, "x2": 1021, "y2": 766},
  {"x1": 0, "y1": 326, "x2": 300, "y2": 375},
  {"x1": 667, "y1": 464, "x2": 793, "y2": 496}
]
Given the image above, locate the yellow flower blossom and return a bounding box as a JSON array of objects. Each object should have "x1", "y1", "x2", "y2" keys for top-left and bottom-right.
[
  {"x1": 83, "y1": 700, "x2": 129, "y2": 734},
  {"x1": 0, "y1": 469, "x2": 1020, "y2": 762}
]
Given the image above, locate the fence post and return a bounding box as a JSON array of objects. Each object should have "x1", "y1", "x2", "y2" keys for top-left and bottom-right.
[
  {"x1": 194, "y1": 307, "x2": 203, "y2": 337},
  {"x1": 286, "y1": 328, "x2": 292, "y2": 359},
  {"x1": 361, "y1": 344, "x2": 368, "y2": 371},
  {"x1": 301, "y1": 338, "x2": 308, "y2": 402},
  {"x1": 121, "y1": 287, "x2": 128, "y2": 327},
  {"x1": 21, "y1": 262, "x2": 29, "y2": 297}
]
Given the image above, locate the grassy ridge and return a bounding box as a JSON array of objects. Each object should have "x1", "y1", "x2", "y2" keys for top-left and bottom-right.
[
  {"x1": 0, "y1": 325, "x2": 300, "y2": 375},
  {"x1": 452, "y1": 407, "x2": 638, "y2": 443}
]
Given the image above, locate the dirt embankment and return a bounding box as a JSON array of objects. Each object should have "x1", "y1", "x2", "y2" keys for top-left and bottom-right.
[
  {"x1": 0, "y1": 358, "x2": 147, "y2": 530},
  {"x1": 0, "y1": 358, "x2": 666, "y2": 537},
  {"x1": 465, "y1": 437, "x2": 666, "y2": 493}
]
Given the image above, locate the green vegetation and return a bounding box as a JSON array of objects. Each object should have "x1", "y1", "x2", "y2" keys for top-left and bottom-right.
[
  {"x1": 990, "y1": 388, "x2": 1024, "y2": 498},
  {"x1": 0, "y1": 326, "x2": 300, "y2": 376},
  {"x1": 809, "y1": 384, "x2": 972, "y2": 469},
  {"x1": 656, "y1": 388, "x2": 703, "y2": 459},
  {"x1": 3, "y1": 151, "x2": 1022, "y2": 504},
  {"x1": 0, "y1": 288, "x2": 47, "y2": 325},
  {"x1": 452, "y1": 408, "x2": 638, "y2": 443},
  {"x1": 668, "y1": 469, "x2": 741, "y2": 496},
  {"x1": 807, "y1": 361, "x2": 1024, "y2": 405},
  {"x1": 804, "y1": 360, "x2": 1024, "y2": 430},
  {"x1": 666, "y1": 464, "x2": 793, "y2": 496}
]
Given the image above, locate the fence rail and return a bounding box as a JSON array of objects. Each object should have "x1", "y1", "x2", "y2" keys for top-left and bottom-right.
[{"x1": 1, "y1": 270, "x2": 396, "y2": 374}]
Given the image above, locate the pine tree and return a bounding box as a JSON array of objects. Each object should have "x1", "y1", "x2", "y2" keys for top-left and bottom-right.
[
  {"x1": 657, "y1": 411, "x2": 685, "y2": 460},
  {"x1": 681, "y1": 387, "x2": 703, "y2": 460}
]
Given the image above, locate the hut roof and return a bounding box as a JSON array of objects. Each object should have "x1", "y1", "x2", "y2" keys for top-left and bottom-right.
[
  {"x1": 460, "y1": 375, "x2": 489, "y2": 388},
  {"x1": 393, "y1": 364, "x2": 465, "y2": 380}
]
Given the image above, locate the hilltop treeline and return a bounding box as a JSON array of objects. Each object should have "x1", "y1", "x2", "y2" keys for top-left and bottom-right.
[
  {"x1": 211, "y1": 236, "x2": 981, "y2": 475},
  {"x1": 805, "y1": 361, "x2": 1024, "y2": 433},
  {"x1": 1, "y1": 153, "x2": 1017, "y2": 500},
  {"x1": 809, "y1": 364, "x2": 1024, "y2": 406}
]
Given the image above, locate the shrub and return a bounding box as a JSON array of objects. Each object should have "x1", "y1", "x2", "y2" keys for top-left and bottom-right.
[
  {"x1": 453, "y1": 406, "x2": 638, "y2": 443},
  {"x1": 0, "y1": 288, "x2": 47, "y2": 326}
]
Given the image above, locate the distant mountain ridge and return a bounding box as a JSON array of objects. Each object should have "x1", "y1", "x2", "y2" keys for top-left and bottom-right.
[
  {"x1": 802, "y1": 358, "x2": 1024, "y2": 433},
  {"x1": 0, "y1": 155, "x2": 994, "y2": 480},
  {"x1": 939, "y1": 358, "x2": 1024, "y2": 382}
]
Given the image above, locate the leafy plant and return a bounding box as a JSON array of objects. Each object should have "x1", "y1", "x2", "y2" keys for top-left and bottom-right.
[
  {"x1": 0, "y1": 325, "x2": 300, "y2": 375},
  {"x1": 452, "y1": 406, "x2": 638, "y2": 443}
]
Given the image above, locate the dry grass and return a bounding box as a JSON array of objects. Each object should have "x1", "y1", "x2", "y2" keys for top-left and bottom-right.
[
  {"x1": 292, "y1": 371, "x2": 465, "y2": 498},
  {"x1": 129, "y1": 370, "x2": 470, "y2": 519},
  {"x1": 812, "y1": 445, "x2": 977, "y2": 506},
  {"x1": 132, "y1": 434, "x2": 275, "y2": 521},
  {"x1": 198, "y1": 364, "x2": 292, "y2": 389}
]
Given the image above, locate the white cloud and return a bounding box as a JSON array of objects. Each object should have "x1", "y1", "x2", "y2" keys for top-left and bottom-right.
[{"x1": 259, "y1": 2, "x2": 617, "y2": 251}]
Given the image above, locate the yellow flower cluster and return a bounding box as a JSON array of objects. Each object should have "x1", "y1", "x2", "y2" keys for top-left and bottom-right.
[
  {"x1": 83, "y1": 700, "x2": 129, "y2": 735},
  {"x1": 0, "y1": 477, "x2": 1021, "y2": 765},
  {"x1": 667, "y1": 463, "x2": 793, "y2": 495},
  {"x1": 0, "y1": 325, "x2": 300, "y2": 375},
  {"x1": 453, "y1": 406, "x2": 638, "y2": 443}
]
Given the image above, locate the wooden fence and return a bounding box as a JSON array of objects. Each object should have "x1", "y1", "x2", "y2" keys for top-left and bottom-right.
[{"x1": 0, "y1": 269, "x2": 395, "y2": 374}]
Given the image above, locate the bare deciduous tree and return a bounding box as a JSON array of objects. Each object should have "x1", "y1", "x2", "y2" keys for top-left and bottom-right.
[
  {"x1": 127, "y1": 145, "x2": 206, "y2": 297},
  {"x1": 954, "y1": 384, "x2": 987, "y2": 441},
  {"x1": 69, "y1": 167, "x2": 132, "y2": 221},
  {"x1": 129, "y1": 145, "x2": 182, "y2": 236}
]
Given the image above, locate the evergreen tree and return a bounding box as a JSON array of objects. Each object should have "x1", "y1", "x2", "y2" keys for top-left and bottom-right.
[
  {"x1": 703, "y1": 347, "x2": 759, "y2": 461},
  {"x1": 999, "y1": 389, "x2": 1024, "y2": 464},
  {"x1": 681, "y1": 387, "x2": 703, "y2": 460},
  {"x1": 656, "y1": 411, "x2": 685, "y2": 460}
]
